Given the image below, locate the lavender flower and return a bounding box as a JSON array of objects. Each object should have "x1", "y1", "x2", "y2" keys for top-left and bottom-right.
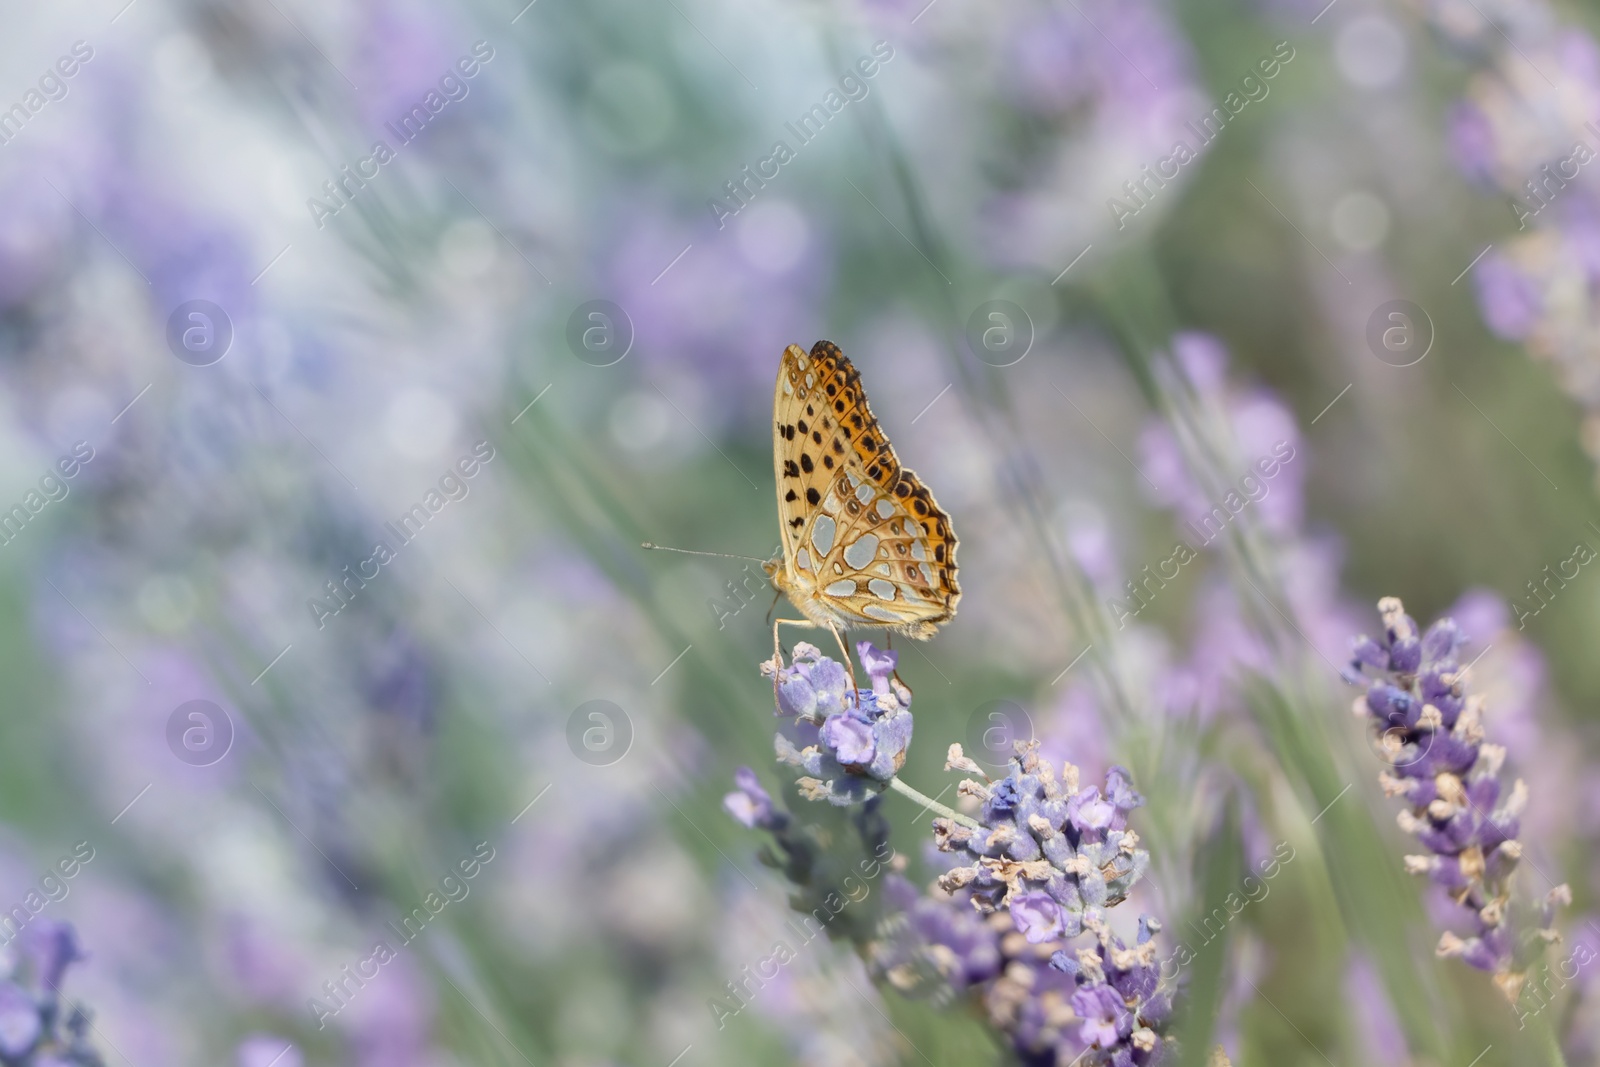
[
  {"x1": 933, "y1": 741, "x2": 1148, "y2": 930},
  {"x1": 873, "y1": 874, "x2": 1002, "y2": 1001},
  {"x1": 874, "y1": 874, "x2": 1171, "y2": 1065},
  {"x1": 1344, "y1": 597, "x2": 1568, "y2": 1001},
  {"x1": 0, "y1": 922, "x2": 103, "y2": 1066},
  {"x1": 721, "y1": 764, "x2": 905, "y2": 958},
  {"x1": 922, "y1": 742, "x2": 1165, "y2": 1064},
  {"x1": 723, "y1": 766, "x2": 787, "y2": 832},
  {"x1": 1432, "y1": 2, "x2": 1600, "y2": 489},
  {"x1": 770, "y1": 642, "x2": 913, "y2": 806}
]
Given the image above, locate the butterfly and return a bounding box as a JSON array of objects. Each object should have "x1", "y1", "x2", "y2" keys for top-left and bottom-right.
[{"x1": 762, "y1": 340, "x2": 960, "y2": 684}]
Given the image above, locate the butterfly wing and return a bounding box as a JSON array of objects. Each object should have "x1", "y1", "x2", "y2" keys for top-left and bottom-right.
[{"x1": 772, "y1": 341, "x2": 959, "y2": 638}]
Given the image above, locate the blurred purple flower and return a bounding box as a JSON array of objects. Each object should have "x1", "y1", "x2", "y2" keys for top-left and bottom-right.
[
  {"x1": 1473, "y1": 253, "x2": 1542, "y2": 340},
  {"x1": 723, "y1": 767, "x2": 785, "y2": 831},
  {"x1": 1344, "y1": 954, "x2": 1408, "y2": 1066},
  {"x1": 17, "y1": 923, "x2": 82, "y2": 996},
  {"x1": 237, "y1": 1035, "x2": 302, "y2": 1067},
  {"x1": 1446, "y1": 101, "x2": 1499, "y2": 187},
  {"x1": 349, "y1": 1, "x2": 462, "y2": 131},
  {"x1": 1172, "y1": 332, "x2": 1229, "y2": 394},
  {"x1": 603, "y1": 203, "x2": 828, "y2": 424},
  {"x1": 1071, "y1": 984, "x2": 1129, "y2": 1049},
  {"x1": 0, "y1": 983, "x2": 41, "y2": 1058}
]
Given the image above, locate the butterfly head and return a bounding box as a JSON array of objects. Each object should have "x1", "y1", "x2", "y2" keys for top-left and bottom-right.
[{"x1": 761, "y1": 554, "x2": 786, "y2": 591}]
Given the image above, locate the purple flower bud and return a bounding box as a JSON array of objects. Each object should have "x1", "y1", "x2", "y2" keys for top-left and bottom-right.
[
  {"x1": 1474, "y1": 254, "x2": 1542, "y2": 341},
  {"x1": 1365, "y1": 683, "x2": 1417, "y2": 728},
  {"x1": 0, "y1": 983, "x2": 39, "y2": 1057},
  {"x1": 776, "y1": 673, "x2": 816, "y2": 719},
  {"x1": 807, "y1": 658, "x2": 849, "y2": 718},
  {"x1": 1009, "y1": 891, "x2": 1064, "y2": 943},
  {"x1": 988, "y1": 777, "x2": 1022, "y2": 815},
  {"x1": 1071, "y1": 985, "x2": 1130, "y2": 1048},
  {"x1": 857, "y1": 640, "x2": 898, "y2": 697},
  {"x1": 18, "y1": 921, "x2": 82, "y2": 995},
  {"x1": 821, "y1": 713, "x2": 876, "y2": 766},
  {"x1": 1350, "y1": 636, "x2": 1388, "y2": 670},
  {"x1": 723, "y1": 766, "x2": 776, "y2": 829},
  {"x1": 867, "y1": 707, "x2": 914, "y2": 780},
  {"x1": 1074, "y1": 793, "x2": 1116, "y2": 833},
  {"x1": 1388, "y1": 636, "x2": 1422, "y2": 673},
  {"x1": 1103, "y1": 766, "x2": 1142, "y2": 813},
  {"x1": 1421, "y1": 619, "x2": 1464, "y2": 663}
]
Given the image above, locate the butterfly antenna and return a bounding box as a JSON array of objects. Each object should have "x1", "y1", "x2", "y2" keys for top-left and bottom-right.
[{"x1": 640, "y1": 542, "x2": 768, "y2": 564}]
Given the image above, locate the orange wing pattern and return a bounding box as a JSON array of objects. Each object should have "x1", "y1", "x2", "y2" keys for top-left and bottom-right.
[{"x1": 770, "y1": 340, "x2": 959, "y2": 639}]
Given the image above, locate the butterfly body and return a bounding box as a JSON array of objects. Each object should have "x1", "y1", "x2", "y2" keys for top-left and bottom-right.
[{"x1": 766, "y1": 341, "x2": 959, "y2": 643}]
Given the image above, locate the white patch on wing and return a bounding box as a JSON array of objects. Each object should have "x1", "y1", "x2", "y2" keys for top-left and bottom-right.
[
  {"x1": 875, "y1": 563, "x2": 892, "y2": 577},
  {"x1": 843, "y1": 534, "x2": 879, "y2": 569},
  {"x1": 868, "y1": 578, "x2": 897, "y2": 600},
  {"x1": 855, "y1": 482, "x2": 874, "y2": 505},
  {"x1": 911, "y1": 541, "x2": 928, "y2": 562},
  {"x1": 876, "y1": 498, "x2": 894, "y2": 519},
  {"x1": 811, "y1": 515, "x2": 836, "y2": 555},
  {"x1": 796, "y1": 548, "x2": 811, "y2": 571},
  {"x1": 826, "y1": 579, "x2": 857, "y2": 597},
  {"x1": 863, "y1": 604, "x2": 899, "y2": 622}
]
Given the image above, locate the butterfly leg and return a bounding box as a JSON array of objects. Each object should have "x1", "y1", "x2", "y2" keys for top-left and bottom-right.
[
  {"x1": 770, "y1": 617, "x2": 820, "y2": 709},
  {"x1": 825, "y1": 621, "x2": 860, "y2": 697},
  {"x1": 769, "y1": 615, "x2": 790, "y2": 708},
  {"x1": 885, "y1": 632, "x2": 913, "y2": 697},
  {"x1": 771, "y1": 618, "x2": 860, "y2": 706}
]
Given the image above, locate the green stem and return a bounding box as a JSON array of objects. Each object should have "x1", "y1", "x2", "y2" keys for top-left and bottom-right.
[
  {"x1": 885, "y1": 776, "x2": 981, "y2": 828},
  {"x1": 1537, "y1": 1013, "x2": 1571, "y2": 1067}
]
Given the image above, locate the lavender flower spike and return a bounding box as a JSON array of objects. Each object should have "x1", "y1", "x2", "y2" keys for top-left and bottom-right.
[
  {"x1": 1345, "y1": 597, "x2": 1569, "y2": 1001},
  {"x1": 770, "y1": 642, "x2": 913, "y2": 806},
  {"x1": 933, "y1": 740, "x2": 1148, "y2": 931},
  {"x1": 910, "y1": 742, "x2": 1165, "y2": 1064}
]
